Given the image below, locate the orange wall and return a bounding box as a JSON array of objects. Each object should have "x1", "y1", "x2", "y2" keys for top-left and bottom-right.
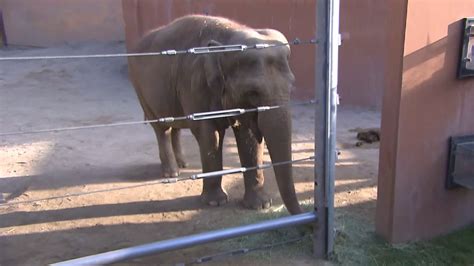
[
  {"x1": 339, "y1": 0, "x2": 386, "y2": 109},
  {"x1": 0, "y1": 0, "x2": 387, "y2": 108},
  {"x1": 376, "y1": 0, "x2": 474, "y2": 243},
  {"x1": 122, "y1": 0, "x2": 386, "y2": 106},
  {"x1": 0, "y1": 0, "x2": 124, "y2": 46},
  {"x1": 122, "y1": 0, "x2": 317, "y2": 100}
]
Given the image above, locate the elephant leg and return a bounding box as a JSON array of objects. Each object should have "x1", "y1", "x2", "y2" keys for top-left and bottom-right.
[
  {"x1": 152, "y1": 125, "x2": 179, "y2": 178},
  {"x1": 233, "y1": 125, "x2": 271, "y2": 210},
  {"x1": 171, "y1": 128, "x2": 188, "y2": 168},
  {"x1": 192, "y1": 124, "x2": 228, "y2": 206}
]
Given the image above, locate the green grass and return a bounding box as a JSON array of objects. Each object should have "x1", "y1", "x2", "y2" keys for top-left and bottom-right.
[
  {"x1": 191, "y1": 201, "x2": 474, "y2": 265},
  {"x1": 219, "y1": 201, "x2": 315, "y2": 262},
  {"x1": 333, "y1": 212, "x2": 474, "y2": 265},
  {"x1": 173, "y1": 201, "x2": 316, "y2": 265}
]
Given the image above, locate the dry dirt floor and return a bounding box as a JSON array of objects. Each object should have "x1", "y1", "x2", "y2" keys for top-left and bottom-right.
[{"x1": 0, "y1": 42, "x2": 380, "y2": 265}]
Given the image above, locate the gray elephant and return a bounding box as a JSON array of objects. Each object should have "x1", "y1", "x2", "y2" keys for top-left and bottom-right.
[{"x1": 128, "y1": 15, "x2": 302, "y2": 214}]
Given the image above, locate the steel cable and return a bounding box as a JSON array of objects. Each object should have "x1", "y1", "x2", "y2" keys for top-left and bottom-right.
[
  {"x1": 0, "y1": 100, "x2": 315, "y2": 137},
  {"x1": 0, "y1": 155, "x2": 314, "y2": 207},
  {"x1": 0, "y1": 38, "x2": 317, "y2": 61},
  {"x1": 179, "y1": 236, "x2": 306, "y2": 265}
]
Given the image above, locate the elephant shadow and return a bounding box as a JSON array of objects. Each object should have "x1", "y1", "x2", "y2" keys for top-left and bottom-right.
[{"x1": 0, "y1": 162, "x2": 189, "y2": 202}]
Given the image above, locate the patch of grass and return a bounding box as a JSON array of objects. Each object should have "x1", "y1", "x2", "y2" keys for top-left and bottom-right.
[
  {"x1": 191, "y1": 201, "x2": 474, "y2": 265},
  {"x1": 333, "y1": 212, "x2": 474, "y2": 265},
  {"x1": 217, "y1": 200, "x2": 315, "y2": 262},
  {"x1": 174, "y1": 201, "x2": 316, "y2": 265}
]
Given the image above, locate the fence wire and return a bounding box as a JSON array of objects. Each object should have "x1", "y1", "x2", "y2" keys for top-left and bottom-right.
[
  {"x1": 0, "y1": 38, "x2": 317, "y2": 61},
  {"x1": 0, "y1": 100, "x2": 315, "y2": 137},
  {"x1": 178, "y1": 236, "x2": 306, "y2": 265},
  {"x1": 0, "y1": 155, "x2": 314, "y2": 207}
]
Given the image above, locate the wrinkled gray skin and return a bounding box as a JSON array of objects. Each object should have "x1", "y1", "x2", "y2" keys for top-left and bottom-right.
[{"x1": 128, "y1": 15, "x2": 302, "y2": 214}]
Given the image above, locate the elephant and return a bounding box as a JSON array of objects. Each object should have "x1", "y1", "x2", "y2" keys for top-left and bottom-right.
[{"x1": 127, "y1": 15, "x2": 302, "y2": 215}]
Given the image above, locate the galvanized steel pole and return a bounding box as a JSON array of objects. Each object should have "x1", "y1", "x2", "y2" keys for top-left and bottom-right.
[
  {"x1": 51, "y1": 212, "x2": 317, "y2": 266},
  {"x1": 314, "y1": 0, "x2": 339, "y2": 258}
]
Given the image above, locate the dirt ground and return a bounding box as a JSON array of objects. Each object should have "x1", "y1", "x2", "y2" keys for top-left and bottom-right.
[{"x1": 0, "y1": 42, "x2": 380, "y2": 265}]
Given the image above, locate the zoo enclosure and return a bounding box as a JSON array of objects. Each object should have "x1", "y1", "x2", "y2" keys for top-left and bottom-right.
[{"x1": 0, "y1": 0, "x2": 340, "y2": 264}]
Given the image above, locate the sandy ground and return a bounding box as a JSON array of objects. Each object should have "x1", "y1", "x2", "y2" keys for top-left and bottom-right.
[{"x1": 0, "y1": 42, "x2": 380, "y2": 265}]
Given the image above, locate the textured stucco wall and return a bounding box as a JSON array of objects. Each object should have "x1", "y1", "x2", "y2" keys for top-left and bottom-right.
[
  {"x1": 121, "y1": 0, "x2": 386, "y2": 106},
  {"x1": 339, "y1": 0, "x2": 386, "y2": 109},
  {"x1": 1, "y1": 0, "x2": 124, "y2": 46},
  {"x1": 122, "y1": 0, "x2": 317, "y2": 100},
  {"x1": 0, "y1": 0, "x2": 387, "y2": 107},
  {"x1": 376, "y1": 0, "x2": 474, "y2": 243}
]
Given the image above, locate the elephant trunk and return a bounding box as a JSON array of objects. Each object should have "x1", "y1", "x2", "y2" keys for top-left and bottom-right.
[{"x1": 258, "y1": 107, "x2": 303, "y2": 215}]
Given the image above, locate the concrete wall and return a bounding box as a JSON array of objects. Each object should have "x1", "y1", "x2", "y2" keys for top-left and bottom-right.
[
  {"x1": 122, "y1": 0, "x2": 316, "y2": 99},
  {"x1": 0, "y1": 0, "x2": 124, "y2": 46},
  {"x1": 339, "y1": 0, "x2": 386, "y2": 109},
  {"x1": 0, "y1": 0, "x2": 387, "y2": 107},
  {"x1": 122, "y1": 0, "x2": 386, "y2": 106},
  {"x1": 376, "y1": 0, "x2": 474, "y2": 243}
]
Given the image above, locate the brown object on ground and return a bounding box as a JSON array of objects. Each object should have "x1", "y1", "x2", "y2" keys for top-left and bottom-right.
[{"x1": 356, "y1": 128, "x2": 380, "y2": 144}]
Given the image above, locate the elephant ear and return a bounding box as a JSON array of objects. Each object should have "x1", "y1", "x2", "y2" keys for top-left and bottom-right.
[{"x1": 203, "y1": 40, "x2": 226, "y2": 89}]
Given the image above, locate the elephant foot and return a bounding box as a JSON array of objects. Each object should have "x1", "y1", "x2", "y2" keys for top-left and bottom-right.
[
  {"x1": 176, "y1": 158, "x2": 188, "y2": 168},
  {"x1": 161, "y1": 165, "x2": 179, "y2": 178},
  {"x1": 201, "y1": 188, "x2": 228, "y2": 207},
  {"x1": 242, "y1": 189, "x2": 272, "y2": 210}
]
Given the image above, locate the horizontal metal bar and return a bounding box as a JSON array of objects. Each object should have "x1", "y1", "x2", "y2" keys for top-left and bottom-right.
[
  {"x1": 51, "y1": 212, "x2": 316, "y2": 266},
  {"x1": 187, "y1": 108, "x2": 246, "y2": 121},
  {"x1": 0, "y1": 106, "x2": 279, "y2": 136},
  {"x1": 191, "y1": 167, "x2": 247, "y2": 179},
  {"x1": 188, "y1": 44, "x2": 248, "y2": 54},
  {"x1": 160, "y1": 105, "x2": 280, "y2": 123},
  {"x1": 186, "y1": 156, "x2": 314, "y2": 181},
  {"x1": 0, "y1": 39, "x2": 318, "y2": 61}
]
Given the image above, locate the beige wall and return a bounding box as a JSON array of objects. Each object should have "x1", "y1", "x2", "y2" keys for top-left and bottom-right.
[
  {"x1": 0, "y1": 0, "x2": 124, "y2": 46},
  {"x1": 376, "y1": 0, "x2": 474, "y2": 243}
]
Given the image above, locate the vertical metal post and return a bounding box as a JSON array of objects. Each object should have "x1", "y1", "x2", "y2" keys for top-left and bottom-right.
[{"x1": 314, "y1": 0, "x2": 340, "y2": 258}]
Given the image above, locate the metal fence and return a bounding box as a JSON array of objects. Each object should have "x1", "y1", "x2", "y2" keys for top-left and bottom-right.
[{"x1": 0, "y1": 0, "x2": 339, "y2": 264}]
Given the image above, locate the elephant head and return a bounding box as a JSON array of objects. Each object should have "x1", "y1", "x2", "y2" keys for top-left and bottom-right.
[{"x1": 200, "y1": 32, "x2": 303, "y2": 214}]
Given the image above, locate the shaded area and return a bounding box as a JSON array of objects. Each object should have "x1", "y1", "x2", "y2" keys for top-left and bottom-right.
[
  {"x1": 0, "y1": 196, "x2": 202, "y2": 228},
  {"x1": 377, "y1": 15, "x2": 474, "y2": 242},
  {"x1": 335, "y1": 204, "x2": 474, "y2": 265},
  {"x1": 0, "y1": 163, "x2": 163, "y2": 194}
]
